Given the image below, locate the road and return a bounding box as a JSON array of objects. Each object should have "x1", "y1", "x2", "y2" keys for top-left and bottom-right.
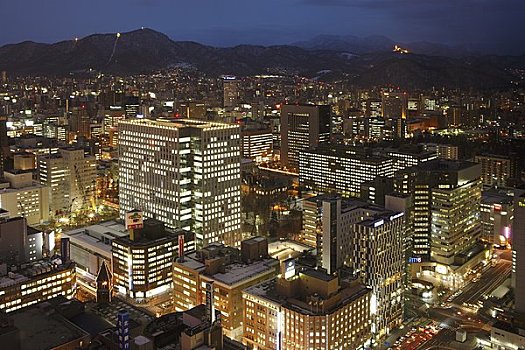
[{"x1": 451, "y1": 259, "x2": 511, "y2": 306}]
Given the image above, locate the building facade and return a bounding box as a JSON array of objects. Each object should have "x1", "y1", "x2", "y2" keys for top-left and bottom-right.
[
  {"x1": 280, "y1": 104, "x2": 330, "y2": 169},
  {"x1": 37, "y1": 148, "x2": 96, "y2": 214},
  {"x1": 119, "y1": 119, "x2": 242, "y2": 248}
]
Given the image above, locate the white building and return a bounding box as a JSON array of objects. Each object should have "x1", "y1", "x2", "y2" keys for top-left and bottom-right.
[
  {"x1": 0, "y1": 170, "x2": 49, "y2": 226},
  {"x1": 118, "y1": 119, "x2": 242, "y2": 248},
  {"x1": 299, "y1": 145, "x2": 394, "y2": 197},
  {"x1": 37, "y1": 148, "x2": 97, "y2": 214}
]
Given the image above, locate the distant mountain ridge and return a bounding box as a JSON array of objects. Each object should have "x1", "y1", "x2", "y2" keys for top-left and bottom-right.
[
  {"x1": 292, "y1": 34, "x2": 483, "y2": 57},
  {"x1": 0, "y1": 28, "x2": 523, "y2": 90}
]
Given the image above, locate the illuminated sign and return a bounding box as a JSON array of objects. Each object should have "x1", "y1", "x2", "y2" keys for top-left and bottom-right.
[
  {"x1": 125, "y1": 210, "x2": 143, "y2": 230},
  {"x1": 519, "y1": 200, "x2": 525, "y2": 208},
  {"x1": 205, "y1": 282, "x2": 216, "y2": 323},
  {"x1": 373, "y1": 219, "x2": 384, "y2": 228},
  {"x1": 390, "y1": 213, "x2": 404, "y2": 221},
  {"x1": 408, "y1": 257, "x2": 422, "y2": 263},
  {"x1": 284, "y1": 258, "x2": 295, "y2": 279}
]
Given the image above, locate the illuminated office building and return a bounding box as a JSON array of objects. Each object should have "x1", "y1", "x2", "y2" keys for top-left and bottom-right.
[
  {"x1": 111, "y1": 219, "x2": 191, "y2": 301},
  {"x1": 37, "y1": 148, "x2": 96, "y2": 214},
  {"x1": 242, "y1": 267, "x2": 372, "y2": 350},
  {"x1": 299, "y1": 145, "x2": 394, "y2": 197},
  {"x1": 280, "y1": 104, "x2": 331, "y2": 169},
  {"x1": 118, "y1": 119, "x2": 241, "y2": 248},
  {"x1": 172, "y1": 237, "x2": 279, "y2": 340},
  {"x1": 474, "y1": 154, "x2": 518, "y2": 187},
  {"x1": 480, "y1": 188, "x2": 514, "y2": 246},
  {"x1": 0, "y1": 170, "x2": 49, "y2": 225},
  {"x1": 301, "y1": 195, "x2": 405, "y2": 337},
  {"x1": 395, "y1": 159, "x2": 482, "y2": 263},
  {"x1": 0, "y1": 259, "x2": 76, "y2": 313},
  {"x1": 223, "y1": 77, "x2": 239, "y2": 109},
  {"x1": 513, "y1": 188, "x2": 525, "y2": 317},
  {"x1": 241, "y1": 128, "x2": 273, "y2": 163}
]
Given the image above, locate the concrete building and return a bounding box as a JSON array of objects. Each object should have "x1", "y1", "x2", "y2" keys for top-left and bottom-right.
[
  {"x1": 490, "y1": 321, "x2": 525, "y2": 350},
  {"x1": 299, "y1": 145, "x2": 394, "y2": 197},
  {"x1": 61, "y1": 220, "x2": 130, "y2": 295},
  {"x1": 112, "y1": 219, "x2": 192, "y2": 301},
  {"x1": 118, "y1": 119, "x2": 242, "y2": 248},
  {"x1": 475, "y1": 154, "x2": 519, "y2": 187},
  {"x1": 280, "y1": 104, "x2": 331, "y2": 169},
  {"x1": 0, "y1": 258, "x2": 76, "y2": 313},
  {"x1": 37, "y1": 148, "x2": 96, "y2": 214},
  {"x1": 395, "y1": 159, "x2": 482, "y2": 263},
  {"x1": 223, "y1": 77, "x2": 239, "y2": 109},
  {"x1": 242, "y1": 267, "x2": 372, "y2": 350},
  {"x1": 0, "y1": 215, "x2": 43, "y2": 264},
  {"x1": 481, "y1": 188, "x2": 514, "y2": 246},
  {"x1": 301, "y1": 195, "x2": 405, "y2": 338},
  {"x1": 513, "y1": 188, "x2": 525, "y2": 317},
  {"x1": 0, "y1": 170, "x2": 49, "y2": 225},
  {"x1": 172, "y1": 237, "x2": 279, "y2": 340},
  {"x1": 241, "y1": 128, "x2": 273, "y2": 163}
]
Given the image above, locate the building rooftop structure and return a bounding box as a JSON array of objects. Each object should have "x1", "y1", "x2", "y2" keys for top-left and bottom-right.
[
  {"x1": 245, "y1": 267, "x2": 370, "y2": 316},
  {"x1": 8, "y1": 304, "x2": 90, "y2": 350}
]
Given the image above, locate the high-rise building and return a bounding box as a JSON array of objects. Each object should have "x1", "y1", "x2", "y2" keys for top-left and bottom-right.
[
  {"x1": 307, "y1": 195, "x2": 405, "y2": 337},
  {"x1": 241, "y1": 128, "x2": 273, "y2": 163},
  {"x1": 223, "y1": 77, "x2": 239, "y2": 109},
  {"x1": 480, "y1": 188, "x2": 514, "y2": 246},
  {"x1": 242, "y1": 267, "x2": 372, "y2": 350},
  {"x1": 0, "y1": 116, "x2": 8, "y2": 182},
  {"x1": 395, "y1": 159, "x2": 482, "y2": 263},
  {"x1": 0, "y1": 215, "x2": 43, "y2": 264},
  {"x1": 69, "y1": 107, "x2": 91, "y2": 140},
  {"x1": 37, "y1": 148, "x2": 96, "y2": 214},
  {"x1": 299, "y1": 145, "x2": 394, "y2": 197},
  {"x1": 280, "y1": 104, "x2": 331, "y2": 169},
  {"x1": 513, "y1": 189, "x2": 525, "y2": 317},
  {"x1": 118, "y1": 119, "x2": 242, "y2": 248},
  {"x1": 382, "y1": 92, "x2": 408, "y2": 119},
  {"x1": 474, "y1": 154, "x2": 519, "y2": 187}
]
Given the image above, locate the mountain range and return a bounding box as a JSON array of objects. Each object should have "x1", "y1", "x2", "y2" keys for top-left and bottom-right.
[{"x1": 0, "y1": 28, "x2": 523, "y2": 90}]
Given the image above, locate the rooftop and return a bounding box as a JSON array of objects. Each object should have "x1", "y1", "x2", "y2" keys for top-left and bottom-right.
[
  {"x1": 203, "y1": 259, "x2": 278, "y2": 286},
  {"x1": 11, "y1": 306, "x2": 89, "y2": 350}
]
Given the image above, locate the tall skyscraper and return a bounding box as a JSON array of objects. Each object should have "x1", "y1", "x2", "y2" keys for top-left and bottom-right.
[
  {"x1": 280, "y1": 104, "x2": 331, "y2": 169},
  {"x1": 310, "y1": 195, "x2": 405, "y2": 338},
  {"x1": 395, "y1": 159, "x2": 482, "y2": 263},
  {"x1": 474, "y1": 154, "x2": 519, "y2": 187},
  {"x1": 118, "y1": 119, "x2": 242, "y2": 248}
]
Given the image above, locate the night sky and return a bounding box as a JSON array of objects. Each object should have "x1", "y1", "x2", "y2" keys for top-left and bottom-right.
[{"x1": 1, "y1": 0, "x2": 524, "y2": 54}]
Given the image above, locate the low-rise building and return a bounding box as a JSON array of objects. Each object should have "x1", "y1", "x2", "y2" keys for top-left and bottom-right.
[
  {"x1": 173, "y1": 237, "x2": 279, "y2": 340},
  {"x1": 112, "y1": 218, "x2": 194, "y2": 301},
  {"x1": 0, "y1": 258, "x2": 76, "y2": 313},
  {"x1": 242, "y1": 267, "x2": 372, "y2": 350}
]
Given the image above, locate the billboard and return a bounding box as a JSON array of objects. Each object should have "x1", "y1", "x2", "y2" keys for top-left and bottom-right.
[{"x1": 125, "y1": 210, "x2": 143, "y2": 230}]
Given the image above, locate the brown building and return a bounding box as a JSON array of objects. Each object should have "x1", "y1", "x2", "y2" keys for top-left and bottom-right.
[
  {"x1": 242, "y1": 266, "x2": 372, "y2": 350},
  {"x1": 173, "y1": 237, "x2": 279, "y2": 341}
]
